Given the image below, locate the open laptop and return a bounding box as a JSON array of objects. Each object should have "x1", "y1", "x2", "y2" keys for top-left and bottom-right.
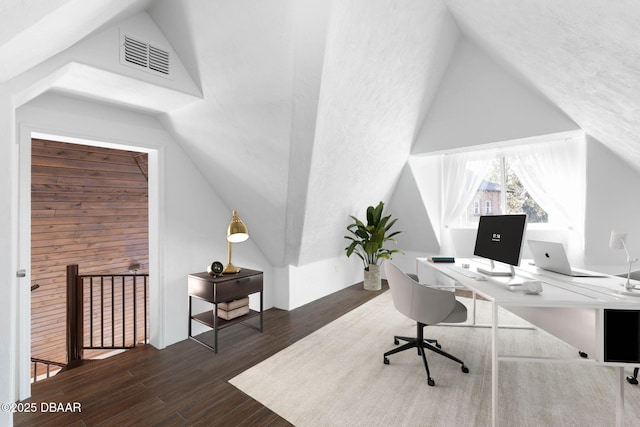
[{"x1": 528, "y1": 240, "x2": 607, "y2": 277}]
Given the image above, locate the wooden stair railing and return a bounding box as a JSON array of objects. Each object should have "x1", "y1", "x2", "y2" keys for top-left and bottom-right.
[
  {"x1": 30, "y1": 283, "x2": 67, "y2": 383},
  {"x1": 30, "y1": 265, "x2": 150, "y2": 382},
  {"x1": 67, "y1": 264, "x2": 150, "y2": 365},
  {"x1": 31, "y1": 358, "x2": 66, "y2": 382},
  {"x1": 67, "y1": 264, "x2": 83, "y2": 365}
]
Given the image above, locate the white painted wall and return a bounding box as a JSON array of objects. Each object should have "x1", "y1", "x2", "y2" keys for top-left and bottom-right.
[
  {"x1": 297, "y1": 1, "x2": 458, "y2": 267},
  {"x1": 81, "y1": 11, "x2": 201, "y2": 97},
  {"x1": 584, "y1": 135, "x2": 640, "y2": 268},
  {"x1": 9, "y1": 11, "x2": 200, "y2": 114},
  {"x1": 286, "y1": 257, "x2": 363, "y2": 310},
  {"x1": 389, "y1": 155, "x2": 443, "y2": 256},
  {"x1": 0, "y1": 84, "x2": 18, "y2": 427},
  {"x1": 0, "y1": 0, "x2": 151, "y2": 83},
  {"x1": 388, "y1": 164, "x2": 438, "y2": 254},
  {"x1": 268, "y1": 0, "x2": 460, "y2": 310},
  {"x1": 444, "y1": 0, "x2": 640, "y2": 181},
  {"x1": 152, "y1": 1, "x2": 295, "y2": 268},
  {"x1": 412, "y1": 37, "x2": 579, "y2": 154},
  {"x1": 284, "y1": 0, "x2": 331, "y2": 267}
]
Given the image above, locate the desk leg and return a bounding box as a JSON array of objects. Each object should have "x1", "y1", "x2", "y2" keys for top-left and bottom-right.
[
  {"x1": 616, "y1": 367, "x2": 624, "y2": 427},
  {"x1": 491, "y1": 302, "x2": 499, "y2": 427}
]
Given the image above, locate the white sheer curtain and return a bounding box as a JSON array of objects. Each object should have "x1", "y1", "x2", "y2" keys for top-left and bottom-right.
[
  {"x1": 440, "y1": 137, "x2": 586, "y2": 259},
  {"x1": 507, "y1": 137, "x2": 586, "y2": 258},
  {"x1": 441, "y1": 151, "x2": 494, "y2": 255}
]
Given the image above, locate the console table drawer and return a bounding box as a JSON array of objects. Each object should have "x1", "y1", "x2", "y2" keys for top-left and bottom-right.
[
  {"x1": 188, "y1": 269, "x2": 263, "y2": 302},
  {"x1": 214, "y1": 274, "x2": 262, "y2": 302}
]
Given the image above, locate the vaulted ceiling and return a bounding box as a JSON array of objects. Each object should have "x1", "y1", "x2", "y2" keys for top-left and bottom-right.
[
  {"x1": 445, "y1": 0, "x2": 640, "y2": 173},
  {"x1": 4, "y1": 0, "x2": 639, "y2": 268}
]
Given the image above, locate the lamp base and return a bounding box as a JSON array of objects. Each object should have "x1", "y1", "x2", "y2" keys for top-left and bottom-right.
[
  {"x1": 618, "y1": 282, "x2": 640, "y2": 296},
  {"x1": 618, "y1": 289, "x2": 640, "y2": 297},
  {"x1": 222, "y1": 262, "x2": 241, "y2": 274}
]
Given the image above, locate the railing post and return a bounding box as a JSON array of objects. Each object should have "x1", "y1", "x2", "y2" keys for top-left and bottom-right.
[{"x1": 66, "y1": 264, "x2": 83, "y2": 364}]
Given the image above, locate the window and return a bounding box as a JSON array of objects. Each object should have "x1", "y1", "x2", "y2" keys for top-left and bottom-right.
[
  {"x1": 442, "y1": 134, "x2": 586, "y2": 259},
  {"x1": 464, "y1": 156, "x2": 548, "y2": 224}
]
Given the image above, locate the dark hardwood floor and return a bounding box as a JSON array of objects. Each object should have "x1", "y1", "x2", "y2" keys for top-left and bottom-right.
[{"x1": 15, "y1": 281, "x2": 388, "y2": 426}]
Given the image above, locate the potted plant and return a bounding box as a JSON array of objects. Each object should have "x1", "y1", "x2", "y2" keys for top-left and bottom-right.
[{"x1": 344, "y1": 201, "x2": 403, "y2": 290}]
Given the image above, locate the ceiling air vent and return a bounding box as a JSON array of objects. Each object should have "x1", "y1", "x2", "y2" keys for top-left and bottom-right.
[{"x1": 121, "y1": 34, "x2": 172, "y2": 79}]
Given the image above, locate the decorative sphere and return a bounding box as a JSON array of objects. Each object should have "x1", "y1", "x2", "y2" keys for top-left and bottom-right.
[{"x1": 208, "y1": 261, "x2": 224, "y2": 276}]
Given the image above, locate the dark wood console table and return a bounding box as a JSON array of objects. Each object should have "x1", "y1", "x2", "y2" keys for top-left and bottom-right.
[{"x1": 188, "y1": 268, "x2": 263, "y2": 353}]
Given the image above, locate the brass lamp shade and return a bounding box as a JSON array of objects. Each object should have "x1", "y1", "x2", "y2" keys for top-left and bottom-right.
[
  {"x1": 227, "y1": 210, "x2": 249, "y2": 243},
  {"x1": 223, "y1": 210, "x2": 249, "y2": 274}
]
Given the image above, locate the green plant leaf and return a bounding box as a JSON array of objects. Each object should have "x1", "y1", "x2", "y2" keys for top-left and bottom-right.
[
  {"x1": 374, "y1": 215, "x2": 389, "y2": 233},
  {"x1": 344, "y1": 200, "x2": 402, "y2": 266},
  {"x1": 370, "y1": 229, "x2": 384, "y2": 245},
  {"x1": 345, "y1": 241, "x2": 357, "y2": 257},
  {"x1": 366, "y1": 205, "x2": 374, "y2": 226},
  {"x1": 372, "y1": 202, "x2": 383, "y2": 225},
  {"x1": 348, "y1": 216, "x2": 365, "y2": 228},
  {"x1": 364, "y1": 241, "x2": 377, "y2": 255},
  {"x1": 355, "y1": 229, "x2": 369, "y2": 239},
  {"x1": 386, "y1": 231, "x2": 402, "y2": 240},
  {"x1": 384, "y1": 217, "x2": 398, "y2": 231}
]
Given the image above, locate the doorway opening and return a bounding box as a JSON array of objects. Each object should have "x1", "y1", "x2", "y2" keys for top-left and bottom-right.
[{"x1": 30, "y1": 138, "x2": 150, "y2": 381}]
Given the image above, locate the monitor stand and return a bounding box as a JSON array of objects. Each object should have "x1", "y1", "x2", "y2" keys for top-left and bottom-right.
[{"x1": 476, "y1": 260, "x2": 515, "y2": 277}]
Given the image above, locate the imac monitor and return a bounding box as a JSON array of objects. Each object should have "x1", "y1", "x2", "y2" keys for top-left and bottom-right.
[{"x1": 473, "y1": 214, "x2": 528, "y2": 276}]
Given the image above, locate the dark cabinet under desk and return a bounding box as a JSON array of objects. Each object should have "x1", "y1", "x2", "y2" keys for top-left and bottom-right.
[{"x1": 188, "y1": 268, "x2": 263, "y2": 353}]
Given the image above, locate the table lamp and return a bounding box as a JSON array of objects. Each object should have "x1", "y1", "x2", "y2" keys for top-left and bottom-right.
[
  {"x1": 223, "y1": 210, "x2": 249, "y2": 274},
  {"x1": 609, "y1": 230, "x2": 638, "y2": 291}
]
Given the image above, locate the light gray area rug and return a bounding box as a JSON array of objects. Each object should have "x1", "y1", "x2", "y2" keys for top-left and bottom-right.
[{"x1": 229, "y1": 291, "x2": 640, "y2": 426}]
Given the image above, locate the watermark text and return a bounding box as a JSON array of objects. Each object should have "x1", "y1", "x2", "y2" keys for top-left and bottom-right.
[{"x1": 1, "y1": 402, "x2": 82, "y2": 413}]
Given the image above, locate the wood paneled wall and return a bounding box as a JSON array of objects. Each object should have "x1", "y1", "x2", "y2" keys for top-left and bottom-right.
[{"x1": 31, "y1": 139, "x2": 149, "y2": 368}]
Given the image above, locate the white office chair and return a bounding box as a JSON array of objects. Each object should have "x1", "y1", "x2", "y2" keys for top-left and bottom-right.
[{"x1": 383, "y1": 262, "x2": 469, "y2": 386}]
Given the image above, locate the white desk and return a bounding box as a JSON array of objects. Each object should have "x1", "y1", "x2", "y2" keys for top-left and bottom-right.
[{"x1": 417, "y1": 257, "x2": 640, "y2": 427}]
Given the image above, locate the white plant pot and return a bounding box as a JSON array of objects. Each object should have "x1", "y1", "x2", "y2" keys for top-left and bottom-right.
[{"x1": 363, "y1": 264, "x2": 381, "y2": 291}]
